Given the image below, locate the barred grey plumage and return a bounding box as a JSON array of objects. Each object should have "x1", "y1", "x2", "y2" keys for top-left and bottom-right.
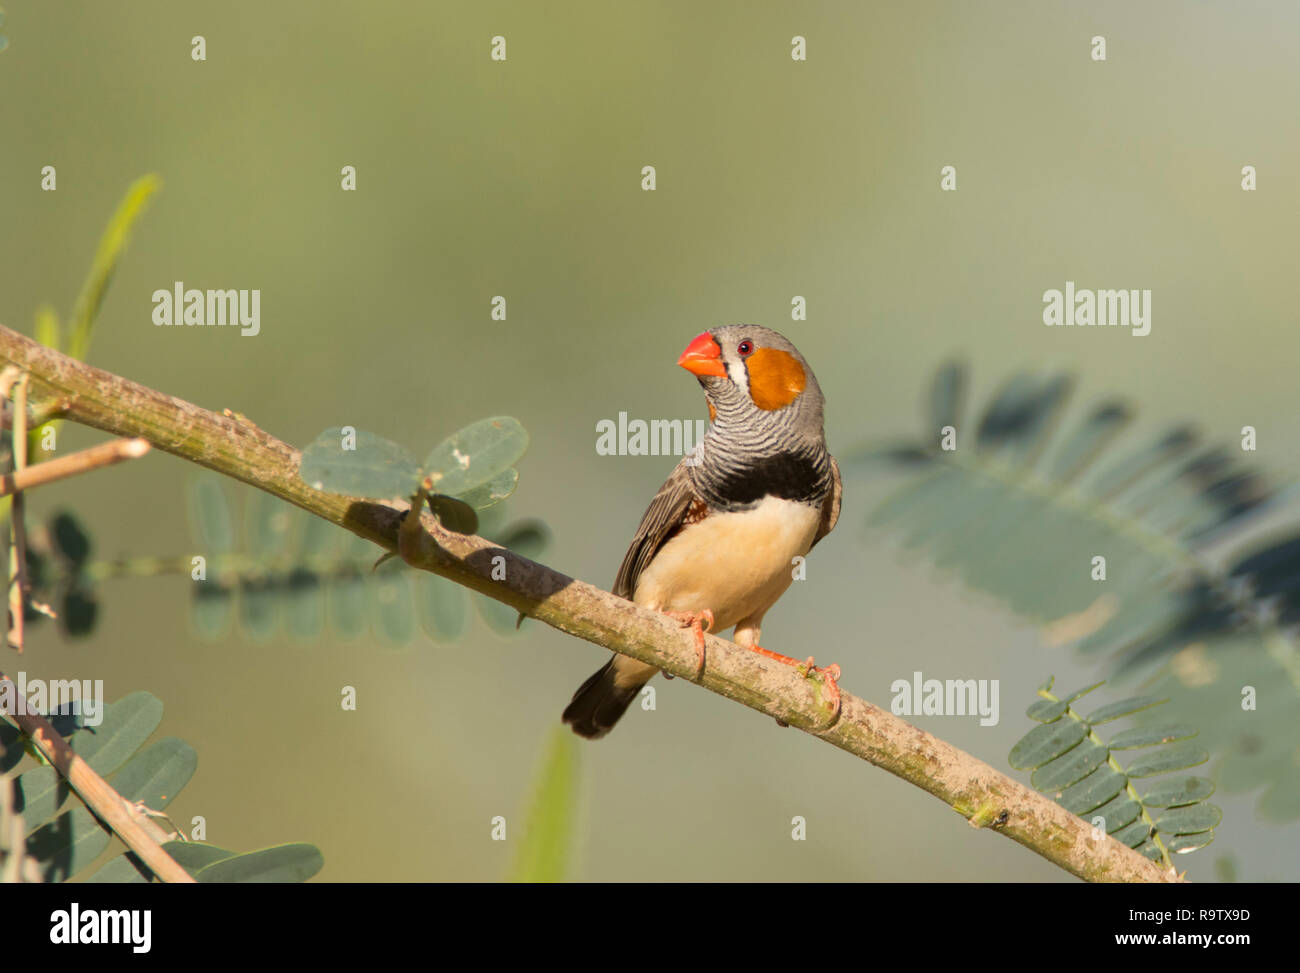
[{"x1": 563, "y1": 324, "x2": 841, "y2": 739}]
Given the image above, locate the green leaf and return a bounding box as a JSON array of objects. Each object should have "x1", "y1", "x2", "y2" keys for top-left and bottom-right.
[
  {"x1": 299, "y1": 427, "x2": 420, "y2": 499},
  {"x1": 1008, "y1": 719, "x2": 1087, "y2": 770},
  {"x1": 33, "y1": 305, "x2": 60, "y2": 352},
  {"x1": 85, "y1": 852, "x2": 153, "y2": 883},
  {"x1": 245, "y1": 490, "x2": 296, "y2": 559},
  {"x1": 329, "y1": 566, "x2": 368, "y2": 639},
  {"x1": 239, "y1": 576, "x2": 279, "y2": 642},
  {"x1": 66, "y1": 174, "x2": 160, "y2": 361},
  {"x1": 1135, "y1": 839, "x2": 1165, "y2": 861},
  {"x1": 428, "y1": 494, "x2": 479, "y2": 534},
  {"x1": 1140, "y1": 776, "x2": 1216, "y2": 808},
  {"x1": 88, "y1": 840, "x2": 239, "y2": 883},
  {"x1": 457, "y1": 468, "x2": 519, "y2": 510},
  {"x1": 510, "y1": 728, "x2": 579, "y2": 882},
  {"x1": 1090, "y1": 793, "x2": 1142, "y2": 833},
  {"x1": 369, "y1": 561, "x2": 415, "y2": 646},
  {"x1": 1084, "y1": 696, "x2": 1167, "y2": 725},
  {"x1": 1058, "y1": 766, "x2": 1126, "y2": 815},
  {"x1": 23, "y1": 175, "x2": 159, "y2": 464},
  {"x1": 61, "y1": 584, "x2": 98, "y2": 637},
  {"x1": 1026, "y1": 699, "x2": 1068, "y2": 723},
  {"x1": 196, "y1": 843, "x2": 324, "y2": 883},
  {"x1": 418, "y1": 574, "x2": 467, "y2": 642},
  {"x1": 865, "y1": 363, "x2": 1298, "y2": 819},
  {"x1": 1167, "y1": 832, "x2": 1216, "y2": 854},
  {"x1": 977, "y1": 372, "x2": 1072, "y2": 462},
  {"x1": 1111, "y1": 819, "x2": 1153, "y2": 849},
  {"x1": 1122, "y1": 745, "x2": 1210, "y2": 778},
  {"x1": 1073, "y1": 589, "x2": 1187, "y2": 658},
  {"x1": 13, "y1": 766, "x2": 67, "y2": 831},
  {"x1": 15, "y1": 698, "x2": 168, "y2": 830},
  {"x1": 189, "y1": 476, "x2": 235, "y2": 556},
  {"x1": 1086, "y1": 426, "x2": 1197, "y2": 499},
  {"x1": 1107, "y1": 723, "x2": 1198, "y2": 750},
  {"x1": 1032, "y1": 739, "x2": 1108, "y2": 793},
  {"x1": 164, "y1": 841, "x2": 238, "y2": 875},
  {"x1": 497, "y1": 520, "x2": 550, "y2": 560},
  {"x1": 86, "y1": 841, "x2": 263, "y2": 885},
  {"x1": 1155, "y1": 803, "x2": 1222, "y2": 835},
  {"x1": 422, "y1": 416, "x2": 528, "y2": 500},
  {"x1": 191, "y1": 581, "x2": 235, "y2": 640},
  {"x1": 109, "y1": 737, "x2": 196, "y2": 808},
  {"x1": 1043, "y1": 402, "x2": 1133, "y2": 484},
  {"x1": 285, "y1": 568, "x2": 325, "y2": 640},
  {"x1": 1063, "y1": 681, "x2": 1106, "y2": 704},
  {"x1": 286, "y1": 516, "x2": 335, "y2": 639},
  {"x1": 26, "y1": 807, "x2": 112, "y2": 883},
  {"x1": 50, "y1": 511, "x2": 92, "y2": 566},
  {"x1": 71, "y1": 692, "x2": 165, "y2": 778},
  {"x1": 298, "y1": 507, "x2": 339, "y2": 559}
]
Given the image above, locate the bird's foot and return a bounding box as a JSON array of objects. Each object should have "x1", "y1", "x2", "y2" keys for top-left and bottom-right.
[
  {"x1": 747, "y1": 646, "x2": 843, "y2": 729},
  {"x1": 663, "y1": 609, "x2": 713, "y2": 681}
]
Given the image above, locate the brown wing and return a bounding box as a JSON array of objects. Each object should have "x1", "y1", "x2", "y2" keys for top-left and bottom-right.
[
  {"x1": 612, "y1": 460, "x2": 702, "y2": 600},
  {"x1": 810, "y1": 454, "x2": 841, "y2": 550}
]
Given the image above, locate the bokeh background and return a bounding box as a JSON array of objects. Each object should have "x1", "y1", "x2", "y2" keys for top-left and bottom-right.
[{"x1": 2, "y1": 1, "x2": 1298, "y2": 881}]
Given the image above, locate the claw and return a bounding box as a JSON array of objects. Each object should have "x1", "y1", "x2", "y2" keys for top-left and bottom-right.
[
  {"x1": 664, "y1": 609, "x2": 712, "y2": 681},
  {"x1": 747, "y1": 647, "x2": 842, "y2": 729},
  {"x1": 804, "y1": 660, "x2": 842, "y2": 728}
]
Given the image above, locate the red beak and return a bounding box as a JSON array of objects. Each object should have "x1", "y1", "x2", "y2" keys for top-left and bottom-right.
[{"x1": 677, "y1": 332, "x2": 726, "y2": 377}]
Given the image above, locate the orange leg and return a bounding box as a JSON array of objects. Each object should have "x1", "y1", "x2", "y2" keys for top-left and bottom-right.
[
  {"x1": 748, "y1": 645, "x2": 842, "y2": 726},
  {"x1": 663, "y1": 609, "x2": 713, "y2": 681}
]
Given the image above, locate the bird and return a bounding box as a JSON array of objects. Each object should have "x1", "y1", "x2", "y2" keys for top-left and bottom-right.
[{"x1": 562, "y1": 325, "x2": 842, "y2": 739}]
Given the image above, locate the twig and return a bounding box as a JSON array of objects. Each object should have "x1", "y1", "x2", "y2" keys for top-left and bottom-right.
[
  {"x1": 0, "y1": 672, "x2": 193, "y2": 882},
  {"x1": 0, "y1": 322, "x2": 1175, "y2": 882},
  {"x1": 0, "y1": 365, "x2": 186, "y2": 880},
  {"x1": 1, "y1": 775, "x2": 42, "y2": 883},
  {"x1": 7, "y1": 374, "x2": 28, "y2": 652},
  {"x1": 0, "y1": 437, "x2": 150, "y2": 496}
]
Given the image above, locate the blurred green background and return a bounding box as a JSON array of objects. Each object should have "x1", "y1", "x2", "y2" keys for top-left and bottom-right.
[{"x1": 3, "y1": 1, "x2": 1298, "y2": 880}]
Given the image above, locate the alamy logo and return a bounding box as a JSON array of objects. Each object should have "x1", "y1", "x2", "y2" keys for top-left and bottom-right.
[
  {"x1": 595, "y1": 412, "x2": 707, "y2": 463},
  {"x1": 0, "y1": 672, "x2": 104, "y2": 726},
  {"x1": 50, "y1": 904, "x2": 151, "y2": 953},
  {"x1": 890, "y1": 671, "x2": 999, "y2": 726},
  {"x1": 151, "y1": 281, "x2": 260, "y2": 336},
  {"x1": 1042, "y1": 281, "x2": 1150, "y2": 337}
]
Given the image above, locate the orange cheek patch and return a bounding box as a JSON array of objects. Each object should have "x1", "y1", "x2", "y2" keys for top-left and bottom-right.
[
  {"x1": 747, "y1": 348, "x2": 806, "y2": 410},
  {"x1": 707, "y1": 400, "x2": 717, "y2": 423}
]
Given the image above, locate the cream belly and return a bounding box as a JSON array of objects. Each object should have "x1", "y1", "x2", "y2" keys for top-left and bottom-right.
[{"x1": 631, "y1": 494, "x2": 821, "y2": 633}]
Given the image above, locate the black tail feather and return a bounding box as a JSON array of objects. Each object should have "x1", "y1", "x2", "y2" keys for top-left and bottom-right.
[{"x1": 562, "y1": 658, "x2": 642, "y2": 739}]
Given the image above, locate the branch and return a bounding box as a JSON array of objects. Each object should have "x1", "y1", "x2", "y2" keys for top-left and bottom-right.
[
  {"x1": 2, "y1": 356, "x2": 189, "y2": 881},
  {"x1": 0, "y1": 323, "x2": 1174, "y2": 883},
  {"x1": 7, "y1": 371, "x2": 29, "y2": 652},
  {"x1": 1, "y1": 437, "x2": 150, "y2": 496},
  {"x1": 0, "y1": 672, "x2": 194, "y2": 883}
]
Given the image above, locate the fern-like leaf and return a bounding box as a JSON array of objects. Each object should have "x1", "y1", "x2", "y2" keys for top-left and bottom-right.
[
  {"x1": 856, "y1": 363, "x2": 1300, "y2": 819},
  {"x1": 1, "y1": 692, "x2": 323, "y2": 882},
  {"x1": 184, "y1": 476, "x2": 551, "y2": 646},
  {"x1": 1011, "y1": 678, "x2": 1221, "y2": 866}
]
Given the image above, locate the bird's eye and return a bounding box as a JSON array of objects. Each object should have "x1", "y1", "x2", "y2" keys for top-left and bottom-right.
[{"x1": 737, "y1": 340, "x2": 754, "y2": 357}]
